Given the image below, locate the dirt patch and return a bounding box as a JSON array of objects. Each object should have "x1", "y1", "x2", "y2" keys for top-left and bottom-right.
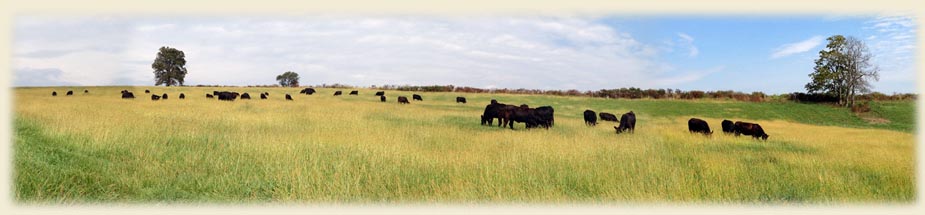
[{"x1": 859, "y1": 115, "x2": 891, "y2": 124}]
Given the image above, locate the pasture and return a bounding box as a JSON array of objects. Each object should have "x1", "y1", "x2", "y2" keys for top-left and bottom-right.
[{"x1": 13, "y1": 86, "x2": 915, "y2": 204}]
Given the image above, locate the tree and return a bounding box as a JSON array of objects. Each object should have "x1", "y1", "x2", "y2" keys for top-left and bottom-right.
[
  {"x1": 276, "y1": 71, "x2": 300, "y2": 87},
  {"x1": 151, "y1": 46, "x2": 188, "y2": 86},
  {"x1": 806, "y1": 35, "x2": 879, "y2": 107}
]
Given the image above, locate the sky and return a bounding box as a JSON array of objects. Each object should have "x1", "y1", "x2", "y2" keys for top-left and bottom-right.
[{"x1": 12, "y1": 14, "x2": 917, "y2": 94}]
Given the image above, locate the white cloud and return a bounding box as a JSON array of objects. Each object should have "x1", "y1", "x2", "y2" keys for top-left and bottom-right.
[
  {"x1": 770, "y1": 35, "x2": 825, "y2": 59},
  {"x1": 677, "y1": 33, "x2": 698, "y2": 57},
  {"x1": 864, "y1": 14, "x2": 916, "y2": 93},
  {"x1": 15, "y1": 16, "x2": 682, "y2": 90}
]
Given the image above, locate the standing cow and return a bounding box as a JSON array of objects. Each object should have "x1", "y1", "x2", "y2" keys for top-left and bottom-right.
[
  {"x1": 599, "y1": 112, "x2": 619, "y2": 122},
  {"x1": 260, "y1": 93, "x2": 267, "y2": 99},
  {"x1": 162, "y1": 93, "x2": 168, "y2": 100},
  {"x1": 583, "y1": 110, "x2": 597, "y2": 126},
  {"x1": 145, "y1": 89, "x2": 150, "y2": 94},
  {"x1": 456, "y1": 97, "x2": 467, "y2": 104},
  {"x1": 688, "y1": 118, "x2": 712, "y2": 135},
  {"x1": 285, "y1": 94, "x2": 293, "y2": 100},
  {"x1": 398, "y1": 96, "x2": 410, "y2": 104},
  {"x1": 240, "y1": 93, "x2": 251, "y2": 99},
  {"x1": 84, "y1": 89, "x2": 89, "y2": 94},
  {"x1": 121, "y1": 91, "x2": 135, "y2": 99},
  {"x1": 66, "y1": 90, "x2": 74, "y2": 96},
  {"x1": 349, "y1": 90, "x2": 358, "y2": 95},
  {"x1": 334, "y1": 91, "x2": 342, "y2": 96},
  {"x1": 380, "y1": 95, "x2": 386, "y2": 102},
  {"x1": 179, "y1": 93, "x2": 185, "y2": 99},
  {"x1": 375, "y1": 91, "x2": 385, "y2": 96},
  {"x1": 151, "y1": 94, "x2": 161, "y2": 100},
  {"x1": 413, "y1": 94, "x2": 423, "y2": 101},
  {"x1": 52, "y1": 91, "x2": 57, "y2": 96},
  {"x1": 614, "y1": 111, "x2": 636, "y2": 134},
  {"x1": 534, "y1": 106, "x2": 555, "y2": 128},
  {"x1": 721, "y1": 119, "x2": 735, "y2": 134},
  {"x1": 734, "y1": 121, "x2": 769, "y2": 140}
]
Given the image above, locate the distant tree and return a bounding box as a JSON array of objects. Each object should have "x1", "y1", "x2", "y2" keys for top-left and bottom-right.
[
  {"x1": 151, "y1": 46, "x2": 188, "y2": 86},
  {"x1": 276, "y1": 71, "x2": 300, "y2": 87},
  {"x1": 806, "y1": 35, "x2": 879, "y2": 107}
]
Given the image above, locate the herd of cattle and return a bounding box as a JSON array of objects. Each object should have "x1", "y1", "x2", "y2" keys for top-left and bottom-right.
[{"x1": 52, "y1": 87, "x2": 770, "y2": 140}]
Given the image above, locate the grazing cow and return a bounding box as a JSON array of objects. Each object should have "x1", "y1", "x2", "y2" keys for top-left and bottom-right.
[
  {"x1": 206, "y1": 94, "x2": 214, "y2": 98},
  {"x1": 688, "y1": 118, "x2": 712, "y2": 135},
  {"x1": 481, "y1": 102, "x2": 508, "y2": 126},
  {"x1": 213, "y1": 91, "x2": 220, "y2": 96},
  {"x1": 334, "y1": 91, "x2": 342, "y2": 96},
  {"x1": 456, "y1": 97, "x2": 467, "y2": 104},
  {"x1": 299, "y1": 88, "x2": 316, "y2": 95},
  {"x1": 534, "y1": 106, "x2": 555, "y2": 128},
  {"x1": 84, "y1": 89, "x2": 89, "y2": 94},
  {"x1": 215, "y1": 91, "x2": 240, "y2": 101},
  {"x1": 734, "y1": 121, "x2": 769, "y2": 140},
  {"x1": 413, "y1": 94, "x2": 422, "y2": 101},
  {"x1": 162, "y1": 93, "x2": 168, "y2": 100},
  {"x1": 240, "y1": 93, "x2": 251, "y2": 99},
  {"x1": 52, "y1": 91, "x2": 57, "y2": 96},
  {"x1": 398, "y1": 96, "x2": 410, "y2": 104},
  {"x1": 121, "y1": 91, "x2": 135, "y2": 99},
  {"x1": 151, "y1": 94, "x2": 160, "y2": 100},
  {"x1": 375, "y1": 91, "x2": 385, "y2": 96},
  {"x1": 263, "y1": 92, "x2": 269, "y2": 96},
  {"x1": 349, "y1": 90, "x2": 358, "y2": 95},
  {"x1": 179, "y1": 93, "x2": 185, "y2": 99},
  {"x1": 505, "y1": 105, "x2": 542, "y2": 129},
  {"x1": 260, "y1": 93, "x2": 267, "y2": 99},
  {"x1": 599, "y1": 112, "x2": 619, "y2": 122},
  {"x1": 285, "y1": 94, "x2": 293, "y2": 100},
  {"x1": 583, "y1": 110, "x2": 598, "y2": 126},
  {"x1": 721, "y1": 119, "x2": 735, "y2": 134},
  {"x1": 121, "y1": 90, "x2": 129, "y2": 94},
  {"x1": 614, "y1": 111, "x2": 636, "y2": 134},
  {"x1": 66, "y1": 90, "x2": 73, "y2": 96},
  {"x1": 145, "y1": 89, "x2": 150, "y2": 94},
  {"x1": 380, "y1": 95, "x2": 386, "y2": 102},
  {"x1": 490, "y1": 99, "x2": 498, "y2": 104}
]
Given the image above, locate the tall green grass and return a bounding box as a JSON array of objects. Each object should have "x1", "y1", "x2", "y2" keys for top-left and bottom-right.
[{"x1": 13, "y1": 86, "x2": 915, "y2": 204}]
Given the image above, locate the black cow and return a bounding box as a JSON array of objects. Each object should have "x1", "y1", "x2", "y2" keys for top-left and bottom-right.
[
  {"x1": 398, "y1": 96, "x2": 410, "y2": 104},
  {"x1": 599, "y1": 112, "x2": 618, "y2": 122},
  {"x1": 121, "y1": 92, "x2": 135, "y2": 99},
  {"x1": 151, "y1": 94, "x2": 160, "y2": 100},
  {"x1": 721, "y1": 119, "x2": 735, "y2": 134},
  {"x1": 614, "y1": 111, "x2": 636, "y2": 134},
  {"x1": 66, "y1": 90, "x2": 73, "y2": 96},
  {"x1": 145, "y1": 89, "x2": 150, "y2": 94},
  {"x1": 413, "y1": 94, "x2": 422, "y2": 101},
  {"x1": 260, "y1": 93, "x2": 267, "y2": 99},
  {"x1": 490, "y1": 99, "x2": 498, "y2": 104},
  {"x1": 206, "y1": 94, "x2": 214, "y2": 98},
  {"x1": 285, "y1": 94, "x2": 293, "y2": 100},
  {"x1": 505, "y1": 106, "x2": 544, "y2": 129},
  {"x1": 688, "y1": 118, "x2": 712, "y2": 135},
  {"x1": 84, "y1": 89, "x2": 89, "y2": 94},
  {"x1": 162, "y1": 93, "x2": 168, "y2": 100},
  {"x1": 179, "y1": 93, "x2": 185, "y2": 99},
  {"x1": 481, "y1": 102, "x2": 510, "y2": 126},
  {"x1": 263, "y1": 92, "x2": 269, "y2": 96},
  {"x1": 734, "y1": 121, "x2": 769, "y2": 140},
  {"x1": 380, "y1": 95, "x2": 386, "y2": 102},
  {"x1": 534, "y1": 106, "x2": 555, "y2": 128},
  {"x1": 375, "y1": 91, "x2": 385, "y2": 96},
  {"x1": 583, "y1": 110, "x2": 597, "y2": 126},
  {"x1": 334, "y1": 91, "x2": 342, "y2": 96},
  {"x1": 240, "y1": 93, "x2": 251, "y2": 100},
  {"x1": 299, "y1": 88, "x2": 316, "y2": 95},
  {"x1": 456, "y1": 97, "x2": 467, "y2": 104},
  {"x1": 349, "y1": 90, "x2": 358, "y2": 95},
  {"x1": 52, "y1": 91, "x2": 57, "y2": 96},
  {"x1": 215, "y1": 91, "x2": 240, "y2": 101}
]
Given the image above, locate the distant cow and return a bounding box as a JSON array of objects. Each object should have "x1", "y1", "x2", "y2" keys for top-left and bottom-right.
[
  {"x1": 260, "y1": 93, "x2": 267, "y2": 99},
  {"x1": 145, "y1": 89, "x2": 150, "y2": 94},
  {"x1": 349, "y1": 90, "x2": 358, "y2": 95},
  {"x1": 263, "y1": 92, "x2": 269, "y2": 96},
  {"x1": 66, "y1": 90, "x2": 73, "y2": 96},
  {"x1": 151, "y1": 94, "x2": 160, "y2": 100},
  {"x1": 179, "y1": 93, "x2": 185, "y2": 99},
  {"x1": 583, "y1": 110, "x2": 597, "y2": 126},
  {"x1": 240, "y1": 93, "x2": 251, "y2": 99},
  {"x1": 599, "y1": 112, "x2": 618, "y2": 122},
  {"x1": 505, "y1": 105, "x2": 543, "y2": 129},
  {"x1": 688, "y1": 118, "x2": 712, "y2": 135},
  {"x1": 121, "y1": 92, "x2": 135, "y2": 99},
  {"x1": 52, "y1": 91, "x2": 57, "y2": 96},
  {"x1": 215, "y1": 91, "x2": 240, "y2": 101},
  {"x1": 398, "y1": 96, "x2": 410, "y2": 104},
  {"x1": 375, "y1": 91, "x2": 385, "y2": 96},
  {"x1": 206, "y1": 94, "x2": 214, "y2": 98},
  {"x1": 380, "y1": 95, "x2": 386, "y2": 102},
  {"x1": 413, "y1": 94, "x2": 422, "y2": 101},
  {"x1": 161, "y1": 93, "x2": 168, "y2": 100},
  {"x1": 84, "y1": 89, "x2": 89, "y2": 94},
  {"x1": 734, "y1": 121, "x2": 769, "y2": 140},
  {"x1": 285, "y1": 94, "x2": 293, "y2": 100},
  {"x1": 534, "y1": 106, "x2": 555, "y2": 128},
  {"x1": 456, "y1": 97, "x2": 467, "y2": 104},
  {"x1": 299, "y1": 88, "x2": 316, "y2": 95},
  {"x1": 614, "y1": 111, "x2": 636, "y2": 134},
  {"x1": 721, "y1": 119, "x2": 735, "y2": 134},
  {"x1": 334, "y1": 91, "x2": 342, "y2": 96}
]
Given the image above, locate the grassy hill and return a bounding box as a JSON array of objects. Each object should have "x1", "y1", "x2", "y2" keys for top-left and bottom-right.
[{"x1": 13, "y1": 86, "x2": 915, "y2": 203}]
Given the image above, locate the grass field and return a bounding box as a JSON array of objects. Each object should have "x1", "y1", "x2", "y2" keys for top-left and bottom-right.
[{"x1": 12, "y1": 86, "x2": 916, "y2": 204}]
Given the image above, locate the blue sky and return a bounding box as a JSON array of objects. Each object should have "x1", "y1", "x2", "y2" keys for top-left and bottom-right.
[{"x1": 13, "y1": 15, "x2": 916, "y2": 94}]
